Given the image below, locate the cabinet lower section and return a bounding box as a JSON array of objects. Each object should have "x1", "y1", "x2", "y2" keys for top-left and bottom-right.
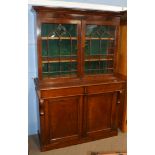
[
  {"x1": 36, "y1": 80, "x2": 126, "y2": 151},
  {"x1": 39, "y1": 129, "x2": 117, "y2": 151}
]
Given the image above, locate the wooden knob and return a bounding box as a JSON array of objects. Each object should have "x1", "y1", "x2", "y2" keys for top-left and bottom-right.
[
  {"x1": 40, "y1": 99, "x2": 45, "y2": 116},
  {"x1": 40, "y1": 99, "x2": 44, "y2": 104},
  {"x1": 40, "y1": 111, "x2": 44, "y2": 116},
  {"x1": 117, "y1": 100, "x2": 121, "y2": 104}
]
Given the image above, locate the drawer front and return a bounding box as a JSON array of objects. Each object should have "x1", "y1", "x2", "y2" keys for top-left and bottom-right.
[
  {"x1": 87, "y1": 83, "x2": 125, "y2": 94},
  {"x1": 41, "y1": 87, "x2": 84, "y2": 98}
]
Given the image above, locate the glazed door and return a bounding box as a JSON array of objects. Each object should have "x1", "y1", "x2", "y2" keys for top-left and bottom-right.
[
  {"x1": 83, "y1": 91, "x2": 118, "y2": 138},
  {"x1": 45, "y1": 96, "x2": 83, "y2": 144},
  {"x1": 82, "y1": 20, "x2": 119, "y2": 76},
  {"x1": 38, "y1": 18, "x2": 81, "y2": 80}
]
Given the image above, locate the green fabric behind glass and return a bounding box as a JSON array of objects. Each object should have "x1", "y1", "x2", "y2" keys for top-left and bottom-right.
[
  {"x1": 85, "y1": 60, "x2": 113, "y2": 74},
  {"x1": 42, "y1": 62, "x2": 77, "y2": 77},
  {"x1": 85, "y1": 25, "x2": 116, "y2": 74},
  {"x1": 41, "y1": 23, "x2": 77, "y2": 78},
  {"x1": 42, "y1": 40, "x2": 77, "y2": 57},
  {"x1": 85, "y1": 40, "x2": 109, "y2": 55},
  {"x1": 41, "y1": 24, "x2": 77, "y2": 37},
  {"x1": 86, "y1": 25, "x2": 115, "y2": 38}
]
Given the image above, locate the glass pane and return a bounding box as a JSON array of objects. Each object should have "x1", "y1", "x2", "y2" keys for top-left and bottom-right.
[
  {"x1": 41, "y1": 23, "x2": 78, "y2": 78},
  {"x1": 85, "y1": 25, "x2": 116, "y2": 75},
  {"x1": 42, "y1": 62, "x2": 77, "y2": 78},
  {"x1": 41, "y1": 24, "x2": 77, "y2": 37},
  {"x1": 42, "y1": 40, "x2": 77, "y2": 57},
  {"x1": 86, "y1": 25, "x2": 115, "y2": 38}
]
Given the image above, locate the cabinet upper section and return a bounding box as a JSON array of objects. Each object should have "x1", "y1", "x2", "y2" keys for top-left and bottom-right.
[{"x1": 33, "y1": 6, "x2": 123, "y2": 81}]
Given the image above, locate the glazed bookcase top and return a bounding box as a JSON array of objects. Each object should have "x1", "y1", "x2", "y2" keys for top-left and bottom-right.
[{"x1": 33, "y1": 6, "x2": 123, "y2": 81}]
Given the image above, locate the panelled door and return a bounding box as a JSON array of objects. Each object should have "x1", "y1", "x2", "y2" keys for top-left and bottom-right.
[
  {"x1": 84, "y1": 91, "x2": 118, "y2": 138},
  {"x1": 45, "y1": 96, "x2": 83, "y2": 144}
]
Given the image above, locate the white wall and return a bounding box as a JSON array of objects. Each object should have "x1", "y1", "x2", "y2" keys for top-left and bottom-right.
[
  {"x1": 28, "y1": 5, "x2": 39, "y2": 135},
  {"x1": 54, "y1": 0, "x2": 127, "y2": 7}
]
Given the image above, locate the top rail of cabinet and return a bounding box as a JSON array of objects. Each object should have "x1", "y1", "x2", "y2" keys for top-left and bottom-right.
[{"x1": 32, "y1": 6, "x2": 126, "y2": 17}]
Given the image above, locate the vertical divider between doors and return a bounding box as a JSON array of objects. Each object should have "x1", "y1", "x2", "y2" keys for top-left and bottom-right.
[
  {"x1": 111, "y1": 92, "x2": 117, "y2": 130},
  {"x1": 114, "y1": 25, "x2": 120, "y2": 74},
  {"x1": 78, "y1": 95, "x2": 83, "y2": 138},
  {"x1": 77, "y1": 21, "x2": 82, "y2": 78},
  {"x1": 82, "y1": 87, "x2": 88, "y2": 137},
  {"x1": 80, "y1": 19, "x2": 86, "y2": 77}
]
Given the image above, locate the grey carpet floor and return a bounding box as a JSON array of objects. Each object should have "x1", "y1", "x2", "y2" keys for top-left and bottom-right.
[{"x1": 29, "y1": 131, "x2": 127, "y2": 155}]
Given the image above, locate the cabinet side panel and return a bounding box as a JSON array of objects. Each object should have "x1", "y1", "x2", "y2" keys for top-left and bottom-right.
[{"x1": 118, "y1": 20, "x2": 127, "y2": 132}]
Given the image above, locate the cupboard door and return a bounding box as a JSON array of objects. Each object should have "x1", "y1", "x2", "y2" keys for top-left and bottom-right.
[
  {"x1": 46, "y1": 96, "x2": 82, "y2": 143},
  {"x1": 38, "y1": 19, "x2": 81, "y2": 80},
  {"x1": 85, "y1": 92, "x2": 117, "y2": 137},
  {"x1": 82, "y1": 20, "x2": 119, "y2": 76}
]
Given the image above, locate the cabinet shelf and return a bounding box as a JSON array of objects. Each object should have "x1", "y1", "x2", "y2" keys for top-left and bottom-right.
[
  {"x1": 42, "y1": 55, "x2": 77, "y2": 59},
  {"x1": 85, "y1": 54, "x2": 114, "y2": 59},
  {"x1": 86, "y1": 68, "x2": 113, "y2": 71},
  {"x1": 41, "y1": 37, "x2": 114, "y2": 40},
  {"x1": 42, "y1": 56, "x2": 77, "y2": 63},
  {"x1": 42, "y1": 37, "x2": 77, "y2": 40},
  {"x1": 43, "y1": 70, "x2": 77, "y2": 73},
  {"x1": 85, "y1": 58, "x2": 113, "y2": 62},
  {"x1": 42, "y1": 60, "x2": 77, "y2": 63},
  {"x1": 42, "y1": 54, "x2": 113, "y2": 58},
  {"x1": 42, "y1": 58, "x2": 113, "y2": 63},
  {"x1": 85, "y1": 37, "x2": 115, "y2": 40},
  {"x1": 42, "y1": 70, "x2": 77, "y2": 75}
]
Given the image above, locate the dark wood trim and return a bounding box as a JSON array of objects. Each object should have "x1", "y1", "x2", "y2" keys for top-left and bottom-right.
[
  {"x1": 117, "y1": 14, "x2": 127, "y2": 132},
  {"x1": 39, "y1": 99, "x2": 45, "y2": 145},
  {"x1": 114, "y1": 25, "x2": 120, "y2": 74},
  {"x1": 85, "y1": 20, "x2": 120, "y2": 26},
  {"x1": 111, "y1": 92, "x2": 117, "y2": 130},
  {"x1": 77, "y1": 20, "x2": 82, "y2": 77},
  {"x1": 120, "y1": 11, "x2": 127, "y2": 25},
  {"x1": 39, "y1": 17, "x2": 81, "y2": 24},
  {"x1": 32, "y1": 6, "x2": 123, "y2": 17},
  {"x1": 37, "y1": 14, "x2": 42, "y2": 80},
  {"x1": 80, "y1": 19, "x2": 85, "y2": 77}
]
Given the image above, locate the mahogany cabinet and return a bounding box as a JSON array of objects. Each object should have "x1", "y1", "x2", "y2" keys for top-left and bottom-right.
[{"x1": 33, "y1": 6, "x2": 127, "y2": 151}]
